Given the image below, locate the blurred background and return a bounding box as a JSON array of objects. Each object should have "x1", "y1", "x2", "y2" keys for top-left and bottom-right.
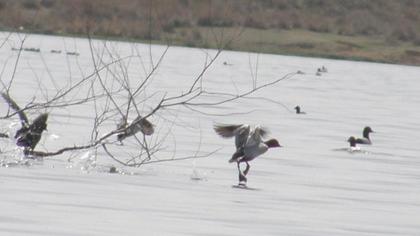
[{"x1": 1, "y1": 0, "x2": 420, "y2": 65}]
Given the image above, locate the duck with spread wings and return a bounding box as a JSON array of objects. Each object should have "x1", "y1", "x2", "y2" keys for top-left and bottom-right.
[
  {"x1": 214, "y1": 124, "x2": 281, "y2": 185},
  {"x1": 1, "y1": 92, "x2": 48, "y2": 155}
]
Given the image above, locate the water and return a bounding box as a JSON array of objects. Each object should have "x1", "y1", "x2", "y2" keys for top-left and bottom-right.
[{"x1": 1, "y1": 32, "x2": 419, "y2": 235}]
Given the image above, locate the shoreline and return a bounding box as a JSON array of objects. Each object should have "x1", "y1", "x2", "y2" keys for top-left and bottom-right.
[{"x1": 2, "y1": 28, "x2": 419, "y2": 67}]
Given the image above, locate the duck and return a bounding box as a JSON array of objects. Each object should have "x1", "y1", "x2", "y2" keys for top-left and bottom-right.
[
  {"x1": 1, "y1": 92, "x2": 48, "y2": 154},
  {"x1": 355, "y1": 126, "x2": 374, "y2": 144},
  {"x1": 66, "y1": 51, "x2": 79, "y2": 56},
  {"x1": 50, "y1": 49, "x2": 62, "y2": 54},
  {"x1": 15, "y1": 113, "x2": 48, "y2": 152},
  {"x1": 117, "y1": 115, "x2": 154, "y2": 142},
  {"x1": 214, "y1": 124, "x2": 281, "y2": 185},
  {"x1": 294, "y1": 105, "x2": 306, "y2": 114},
  {"x1": 347, "y1": 136, "x2": 360, "y2": 151}
]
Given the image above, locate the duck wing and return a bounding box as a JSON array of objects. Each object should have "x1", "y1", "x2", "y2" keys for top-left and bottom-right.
[
  {"x1": 244, "y1": 126, "x2": 271, "y2": 148},
  {"x1": 30, "y1": 113, "x2": 48, "y2": 133},
  {"x1": 16, "y1": 113, "x2": 48, "y2": 142},
  {"x1": 214, "y1": 124, "x2": 250, "y2": 149},
  {"x1": 355, "y1": 137, "x2": 371, "y2": 144},
  {"x1": 117, "y1": 115, "x2": 154, "y2": 141},
  {"x1": 1, "y1": 92, "x2": 29, "y2": 127},
  {"x1": 258, "y1": 126, "x2": 270, "y2": 138},
  {"x1": 131, "y1": 115, "x2": 154, "y2": 136},
  {"x1": 214, "y1": 124, "x2": 242, "y2": 138}
]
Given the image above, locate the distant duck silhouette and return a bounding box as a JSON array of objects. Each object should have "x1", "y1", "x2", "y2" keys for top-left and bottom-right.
[
  {"x1": 294, "y1": 105, "x2": 306, "y2": 114},
  {"x1": 355, "y1": 126, "x2": 374, "y2": 144},
  {"x1": 66, "y1": 51, "x2": 79, "y2": 56},
  {"x1": 316, "y1": 66, "x2": 327, "y2": 76},
  {"x1": 23, "y1": 47, "x2": 40, "y2": 53},
  {"x1": 317, "y1": 66, "x2": 328, "y2": 73},
  {"x1": 117, "y1": 115, "x2": 154, "y2": 142},
  {"x1": 1, "y1": 93, "x2": 48, "y2": 154},
  {"x1": 214, "y1": 124, "x2": 281, "y2": 185}
]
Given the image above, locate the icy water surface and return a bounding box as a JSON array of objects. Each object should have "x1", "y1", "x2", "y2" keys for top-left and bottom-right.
[{"x1": 1, "y1": 32, "x2": 420, "y2": 235}]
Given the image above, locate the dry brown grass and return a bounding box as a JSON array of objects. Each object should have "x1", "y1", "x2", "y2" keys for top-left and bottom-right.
[{"x1": 1, "y1": 0, "x2": 420, "y2": 65}]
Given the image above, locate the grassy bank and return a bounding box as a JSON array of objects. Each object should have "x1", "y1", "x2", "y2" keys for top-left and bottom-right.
[
  {"x1": 162, "y1": 27, "x2": 420, "y2": 65},
  {"x1": 2, "y1": 0, "x2": 420, "y2": 65}
]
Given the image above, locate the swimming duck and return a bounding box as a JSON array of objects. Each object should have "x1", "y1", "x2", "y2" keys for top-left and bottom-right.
[
  {"x1": 355, "y1": 126, "x2": 374, "y2": 144},
  {"x1": 294, "y1": 105, "x2": 306, "y2": 114},
  {"x1": 214, "y1": 124, "x2": 281, "y2": 185},
  {"x1": 117, "y1": 115, "x2": 154, "y2": 142},
  {"x1": 1, "y1": 92, "x2": 48, "y2": 154},
  {"x1": 347, "y1": 136, "x2": 360, "y2": 151}
]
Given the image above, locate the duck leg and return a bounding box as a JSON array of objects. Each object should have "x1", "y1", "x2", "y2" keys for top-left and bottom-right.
[
  {"x1": 243, "y1": 162, "x2": 250, "y2": 176},
  {"x1": 23, "y1": 147, "x2": 30, "y2": 157},
  {"x1": 237, "y1": 162, "x2": 247, "y2": 183}
]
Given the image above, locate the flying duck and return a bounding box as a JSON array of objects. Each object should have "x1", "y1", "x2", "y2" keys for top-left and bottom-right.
[
  {"x1": 214, "y1": 124, "x2": 281, "y2": 185},
  {"x1": 117, "y1": 115, "x2": 154, "y2": 142},
  {"x1": 355, "y1": 126, "x2": 374, "y2": 144},
  {"x1": 1, "y1": 92, "x2": 48, "y2": 154}
]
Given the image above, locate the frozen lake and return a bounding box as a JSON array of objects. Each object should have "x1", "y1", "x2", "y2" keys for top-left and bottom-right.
[{"x1": 1, "y1": 32, "x2": 420, "y2": 235}]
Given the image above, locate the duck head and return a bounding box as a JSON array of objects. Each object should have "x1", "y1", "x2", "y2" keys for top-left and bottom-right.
[
  {"x1": 265, "y1": 138, "x2": 282, "y2": 148},
  {"x1": 363, "y1": 126, "x2": 374, "y2": 138},
  {"x1": 347, "y1": 136, "x2": 357, "y2": 147}
]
